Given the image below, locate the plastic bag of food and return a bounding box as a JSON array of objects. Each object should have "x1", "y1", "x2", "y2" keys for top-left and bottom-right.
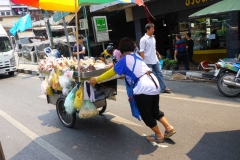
[
  {"x1": 41, "y1": 77, "x2": 53, "y2": 96},
  {"x1": 52, "y1": 69, "x2": 62, "y2": 91},
  {"x1": 64, "y1": 85, "x2": 78, "y2": 114},
  {"x1": 48, "y1": 69, "x2": 55, "y2": 86},
  {"x1": 41, "y1": 79, "x2": 47, "y2": 94},
  {"x1": 73, "y1": 84, "x2": 84, "y2": 109},
  {"x1": 79, "y1": 100, "x2": 98, "y2": 119}
]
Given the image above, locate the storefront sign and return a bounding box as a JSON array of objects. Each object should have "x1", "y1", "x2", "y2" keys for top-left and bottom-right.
[
  {"x1": 92, "y1": 16, "x2": 109, "y2": 42},
  {"x1": 185, "y1": 0, "x2": 214, "y2": 6}
]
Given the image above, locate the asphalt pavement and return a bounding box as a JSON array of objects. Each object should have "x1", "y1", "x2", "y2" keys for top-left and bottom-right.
[{"x1": 0, "y1": 72, "x2": 239, "y2": 160}]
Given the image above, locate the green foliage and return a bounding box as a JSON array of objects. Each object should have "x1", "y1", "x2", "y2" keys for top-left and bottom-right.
[
  {"x1": 169, "y1": 59, "x2": 178, "y2": 66},
  {"x1": 163, "y1": 58, "x2": 178, "y2": 67}
]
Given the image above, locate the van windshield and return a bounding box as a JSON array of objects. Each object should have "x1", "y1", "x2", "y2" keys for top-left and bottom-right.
[{"x1": 0, "y1": 37, "x2": 12, "y2": 52}]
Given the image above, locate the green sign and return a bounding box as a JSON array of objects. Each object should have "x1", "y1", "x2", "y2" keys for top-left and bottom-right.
[
  {"x1": 53, "y1": 12, "x2": 70, "y2": 22},
  {"x1": 95, "y1": 18, "x2": 107, "y2": 32}
]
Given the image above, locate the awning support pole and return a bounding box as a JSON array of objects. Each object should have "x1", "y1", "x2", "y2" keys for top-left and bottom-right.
[{"x1": 75, "y1": 0, "x2": 81, "y2": 82}]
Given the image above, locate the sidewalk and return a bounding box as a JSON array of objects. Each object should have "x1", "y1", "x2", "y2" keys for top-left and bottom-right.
[{"x1": 16, "y1": 63, "x2": 215, "y2": 80}]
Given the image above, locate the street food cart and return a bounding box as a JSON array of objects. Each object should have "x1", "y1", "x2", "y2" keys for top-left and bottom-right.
[{"x1": 39, "y1": 65, "x2": 118, "y2": 128}]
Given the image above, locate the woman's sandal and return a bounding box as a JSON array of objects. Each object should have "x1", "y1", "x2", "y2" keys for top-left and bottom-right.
[
  {"x1": 164, "y1": 129, "x2": 176, "y2": 139},
  {"x1": 146, "y1": 134, "x2": 164, "y2": 143}
]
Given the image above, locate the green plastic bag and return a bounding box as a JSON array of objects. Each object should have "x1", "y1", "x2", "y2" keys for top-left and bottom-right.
[{"x1": 64, "y1": 85, "x2": 78, "y2": 114}]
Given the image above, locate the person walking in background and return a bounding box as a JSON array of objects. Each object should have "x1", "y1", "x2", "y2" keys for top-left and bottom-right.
[
  {"x1": 133, "y1": 40, "x2": 140, "y2": 54},
  {"x1": 113, "y1": 45, "x2": 122, "y2": 61},
  {"x1": 174, "y1": 34, "x2": 189, "y2": 70},
  {"x1": 73, "y1": 34, "x2": 85, "y2": 59},
  {"x1": 186, "y1": 33, "x2": 200, "y2": 70},
  {"x1": 140, "y1": 23, "x2": 171, "y2": 93},
  {"x1": 90, "y1": 37, "x2": 176, "y2": 143}
]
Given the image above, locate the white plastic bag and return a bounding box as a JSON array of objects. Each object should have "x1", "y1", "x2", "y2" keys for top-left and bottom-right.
[
  {"x1": 41, "y1": 80, "x2": 47, "y2": 94},
  {"x1": 48, "y1": 69, "x2": 55, "y2": 86},
  {"x1": 59, "y1": 76, "x2": 71, "y2": 96},
  {"x1": 83, "y1": 81, "x2": 95, "y2": 102},
  {"x1": 79, "y1": 100, "x2": 98, "y2": 119}
]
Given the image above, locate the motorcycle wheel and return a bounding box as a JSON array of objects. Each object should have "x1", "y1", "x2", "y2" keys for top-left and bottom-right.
[{"x1": 217, "y1": 72, "x2": 240, "y2": 97}]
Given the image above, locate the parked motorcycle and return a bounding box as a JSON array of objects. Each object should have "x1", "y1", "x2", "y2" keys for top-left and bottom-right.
[{"x1": 215, "y1": 58, "x2": 240, "y2": 97}]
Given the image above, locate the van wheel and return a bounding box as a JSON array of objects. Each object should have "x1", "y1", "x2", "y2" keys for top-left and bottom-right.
[{"x1": 8, "y1": 71, "x2": 14, "y2": 76}]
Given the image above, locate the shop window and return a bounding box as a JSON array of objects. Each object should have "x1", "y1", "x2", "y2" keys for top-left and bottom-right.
[
  {"x1": 6, "y1": 12, "x2": 10, "y2": 15},
  {"x1": 1, "y1": 12, "x2": 5, "y2": 16},
  {"x1": 180, "y1": 16, "x2": 227, "y2": 50}
]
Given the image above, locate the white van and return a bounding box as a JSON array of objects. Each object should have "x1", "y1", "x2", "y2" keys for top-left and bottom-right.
[{"x1": 0, "y1": 24, "x2": 17, "y2": 76}]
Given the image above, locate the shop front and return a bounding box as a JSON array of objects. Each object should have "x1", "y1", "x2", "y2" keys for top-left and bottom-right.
[
  {"x1": 189, "y1": 0, "x2": 240, "y2": 62},
  {"x1": 131, "y1": 0, "x2": 224, "y2": 63}
]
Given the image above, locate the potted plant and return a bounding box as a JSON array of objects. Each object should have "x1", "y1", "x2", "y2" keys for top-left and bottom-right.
[
  {"x1": 163, "y1": 58, "x2": 171, "y2": 70},
  {"x1": 170, "y1": 59, "x2": 179, "y2": 70}
]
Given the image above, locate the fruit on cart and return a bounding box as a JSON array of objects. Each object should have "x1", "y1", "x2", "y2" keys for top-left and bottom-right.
[
  {"x1": 69, "y1": 65, "x2": 75, "y2": 71},
  {"x1": 38, "y1": 56, "x2": 108, "y2": 72}
]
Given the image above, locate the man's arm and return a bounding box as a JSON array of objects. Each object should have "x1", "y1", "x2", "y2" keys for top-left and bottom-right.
[
  {"x1": 73, "y1": 46, "x2": 85, "y2": 56},
  {"x1": 156, "y1": 51, "x2": 161, "y2": 59},
  {"x1": 174, "y1": 50, "x2": 178, "y2": 60},
  {"x1": 186, "y1": 41, "x2": 189, "y2": 51},
  {"x1": 139, "y1": 51, "x2": 144, "y2": 60}
]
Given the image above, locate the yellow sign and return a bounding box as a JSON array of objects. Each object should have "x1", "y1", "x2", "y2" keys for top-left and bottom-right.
[{"x1": 185, "y1": 0, "x2": 213, "y2": 6}]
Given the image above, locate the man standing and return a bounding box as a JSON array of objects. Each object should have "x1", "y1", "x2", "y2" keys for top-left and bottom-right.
[
  {"x1": 73, "y1": 34, "x2": 85, "y2": 59},
  {"x1": 140, "y1": 23, "x2": 171, "y2": 93},
  {"x1": 186, "y1": 33, "x2": 200, "y2": 69},
  {"x1": 174, "y1": 34, "x2": 189, "y2": 70}
]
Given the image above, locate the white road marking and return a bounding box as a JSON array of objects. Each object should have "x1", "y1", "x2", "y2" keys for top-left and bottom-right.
[
  {"x1": 0, "y1": 110, "x2": 73, "y2": 160},
  {"x1": 117, "y1": 89, "x2": 239, "y2": 108},
  {"x1": 142, "y1": 134, "x2": 169, "y2": 148},
  {"x1": 161, "y1": 95, "x2": 240, "y2": 108},
  {"x1": 39, "y1": 95, "x2": 46, "y2": 99},
  {"x1": 105, "y1": 112, "x2": 143, "y2": 127}
]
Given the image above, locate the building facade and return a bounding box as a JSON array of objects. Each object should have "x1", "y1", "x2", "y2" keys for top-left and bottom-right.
[{"x1": 89, "y1": 0, "x2": 239, "y2": 62}]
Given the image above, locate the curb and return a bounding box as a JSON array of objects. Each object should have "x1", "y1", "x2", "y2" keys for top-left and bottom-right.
[
  {"x1": 162, "y1": 69, "x2": 214, "y2": 80},
  {"x1": 16, "y1": 68, "x2": 39, "y2": 76},
  {"x1": 16, "y1": 67, "x2": 215, "y2": 80}
]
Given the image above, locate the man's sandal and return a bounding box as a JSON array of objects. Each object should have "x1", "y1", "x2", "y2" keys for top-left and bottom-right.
[
  {"x1": 146, "y1": 134, "x2": 164, "y2": 143},
  {"x1": 163, "y1": 88, "x2": 171, "y2": 93},
  {"x1": 164, "y1": 129, "x2": 176, "y2": 139}
]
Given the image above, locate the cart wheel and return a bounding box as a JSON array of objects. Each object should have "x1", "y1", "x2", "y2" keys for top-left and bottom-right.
[
  {"x1": 98, "y1": 100, "x2": 107, "y2": 115},
  {"x1": 56, "y1": 96, "x2": 76, "y2": 128}
]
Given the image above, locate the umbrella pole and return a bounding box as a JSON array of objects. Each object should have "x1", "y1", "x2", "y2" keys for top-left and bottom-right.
[{"x1": 75, "y1": 0, "x2": 81, "y2": 82}]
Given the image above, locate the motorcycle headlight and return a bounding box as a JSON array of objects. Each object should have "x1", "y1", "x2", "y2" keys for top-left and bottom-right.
[{"x1": 10, "y1": 57, "x2": 15, "y2": 66}]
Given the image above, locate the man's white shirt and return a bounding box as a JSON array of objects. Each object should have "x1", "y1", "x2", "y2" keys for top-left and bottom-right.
[{"x1": 140, "y1": 34, "x2": 158, "y2": 64}]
